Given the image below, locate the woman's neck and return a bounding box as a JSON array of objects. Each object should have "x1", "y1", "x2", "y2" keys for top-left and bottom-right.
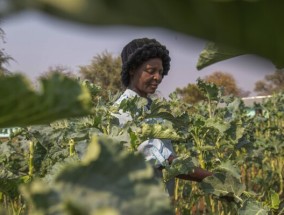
[{"x1": 127, "y1": 87, "x2": 147, "y2": 98}]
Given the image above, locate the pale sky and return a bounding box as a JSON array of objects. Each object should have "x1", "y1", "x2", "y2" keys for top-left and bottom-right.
[{"x1": 1, "y1": 11, "x2": 276, "y2": 97}]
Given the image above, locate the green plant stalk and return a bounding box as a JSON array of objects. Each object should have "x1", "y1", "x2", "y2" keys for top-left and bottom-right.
[
  {"x1": 192, "y1": 131, "x2": 205, "y2": 169},
  {"x1": 204, "y1": 195, "x2": 213, "y2": 214},
  {"x1": 266, "y1": 119, "x2": 271, "y2": 138},
  {"x1": 8, "y1": 196, "x2": 24, "y2": 215},
  {"x1": 191, "y1": 127, "x2": 209, "y2": 169},
  {"x1": 69, "y1": 139, "x2": 75, "y2": 156},
  {"x1": 242, "y1": 164, "x2": 249, "y2": 190},
  {"x1": 210, "y1": 197, "x2": 217, "y2": 214},
  {"x1": 217, "y1": 201, "x2": 222, "y2": 214},
  {"x1": 271, "y1": 159, "x2": 276, "y2": 172},
  {"x1": 102, "y1": 127, "x2": 108, "y2": 135},
  {"x1": 3, "y1": 194, "x2": 7, "y2": 210},
  {"x1": 208, "y1": 97, "x2": 212, "y2": 119},
  {"x1": 277, "y1": 158, "x2": 283, "y2": 195},
  {"x1": 222, "y1": 202, "x2": 228, "y2": 215},
  {"x1": 174, "y1": 178, "x2": 179, "y2": 215},
  {"x1": 251, "y1": 163, "x2": 256, "y2": 179},
  {"x1": 28, "y1": 141, "x2": 34, "y2": 177},
  {"x1": 215, "y1": 136, "x2": 222, "y2": 159}
]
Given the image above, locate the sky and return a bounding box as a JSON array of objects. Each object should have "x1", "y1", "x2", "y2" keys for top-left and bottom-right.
[{"x1": 1, "y1": 11, "x2": 276, "y2": 97}]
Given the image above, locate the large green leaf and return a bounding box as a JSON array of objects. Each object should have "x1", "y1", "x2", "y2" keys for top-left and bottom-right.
[
  {"x1": 2, "y1": 0, "x2": 284, "y2": 68},
  {"x1": 0, "y1": 73, "x2": 91, "y2": 128},
  {"x1": 140, "y1": 122, "x2": 181, "y2": 141},
  {"x1": 163, "y1": 155, "x2": 198, "y2": 182},
  {"x1": 197, "y1": 42, "x2": 245, "y2": 70},
  {"x1": 214, "y1": 161, "x2": 241, "y2": 180},
  {"x1": 0, "y1": 169, "x2": 30, "y2": 198},
  {"x1": 238, "y1": 200, "x2": 268, "y2": 215},
  {"x1": 199, "y1": 171, "x2": 245, "y2": 204},
  {"x1": 20, "y1": 136, "x2": 172, "y2": 215},
  {"x1": 205, "y1": 118, "x2": 230, "y2": 135},
  {"x1": 197, "y1": 79, "x2": 220, "y2": 101}
]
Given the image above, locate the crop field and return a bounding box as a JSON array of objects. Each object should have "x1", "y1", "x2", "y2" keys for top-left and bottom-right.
[{"x1": 0, "y1": 76, "x2": 283, "y2": 215}]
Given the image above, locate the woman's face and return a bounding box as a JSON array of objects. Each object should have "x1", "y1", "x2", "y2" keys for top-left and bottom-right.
[{"x1": 129, "y1": 58, "x2": 164, "y2": 97}]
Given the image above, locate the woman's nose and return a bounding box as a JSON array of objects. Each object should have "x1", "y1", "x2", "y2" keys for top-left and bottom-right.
[{"x1": 153, "y1": 72, "x2": 163, "y2": 82}]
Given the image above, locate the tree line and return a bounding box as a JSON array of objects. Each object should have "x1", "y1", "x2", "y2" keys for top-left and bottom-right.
[
  {"x1": 37, "y1": 51, "x2": 284, "y2": 103},
  {"x1": 1, "y1": 28, "x2": 283, "y2": 104}
]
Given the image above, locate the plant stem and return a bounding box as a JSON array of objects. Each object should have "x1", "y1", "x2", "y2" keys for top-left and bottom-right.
[
  {"x1": 28, "y1": 141, "x2": 34, "y2": 177},
  {"x1": 69, "y1": 139, "x2": 75, "y2": 156}
]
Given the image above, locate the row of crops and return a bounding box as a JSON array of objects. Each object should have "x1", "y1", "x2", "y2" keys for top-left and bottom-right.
[{"x1": 0, "y1": 76, "x2": 283, "y2": 214}]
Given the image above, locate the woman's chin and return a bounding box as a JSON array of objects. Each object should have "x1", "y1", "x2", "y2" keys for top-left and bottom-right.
[
  {"x1": 147, "y1": 89, "x2": 156, "y2": 94},
  {"x1": 148, "y1": 85, "x2": 158, "y2": 92}
]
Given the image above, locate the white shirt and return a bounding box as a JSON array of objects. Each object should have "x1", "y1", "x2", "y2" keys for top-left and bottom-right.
[{"x1": 113, "y1": 89, "x2": 174, "y2": 167}]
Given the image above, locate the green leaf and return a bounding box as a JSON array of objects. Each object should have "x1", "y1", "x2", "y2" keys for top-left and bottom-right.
[
  {"x1": 163, "y1": 155, "x2": 198, "y2": 182},
  {"x1": 42, "y1": 156, "x2": 80, "y2": 184},
  {"x1": 20, "y1": 136, "x2": 172, "y2": 215},
  {"x1": 269, "y1": 189, "x2": 280, "y2": 210},
  {"x1": 140, "y1": 122, "x2": 181, "y2": 141},
  {"x1": 199, "y1": 171, "x2": 245, "y2": 204},
  {"x1": 197, "y1": 79, "x2": 220, "y2": 101},
  {"x1": 3, "y1": 1, "x2": 284, "y2": 68},
  {"x1": 197, "y1": 42, "x2": 245, "y2": 70},
  {"x1": 214, "y1": 161, "x2": 241, "y2": 180},
  {"x1": 238, "y1": 200, "x2": 268, "y2": 215},
  {"x1": 205, "y1": 118, "x2": 230, "y2": 134},
  {"x1": 0, "y1": 169, "x2": 31, "y2": 198},
  {"x1": 0, "y1": 73, "x2": 91, "y2": 128},
  {"x1": 146, "y1": 99, "x2": 190, "y2": 128}
]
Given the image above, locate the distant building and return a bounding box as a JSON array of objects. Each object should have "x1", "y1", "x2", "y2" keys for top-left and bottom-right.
[
  {"x1": 0, "y1": 127, "x2": 22, "y2": 139},
  {"x1": 241, "y1": 95, "x2": 272, "y2": 107},
  {"x1": 241, "y1": 95, "x2": 272, "y2": 117}
]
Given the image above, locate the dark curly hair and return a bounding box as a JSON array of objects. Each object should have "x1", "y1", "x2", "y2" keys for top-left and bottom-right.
[{"x1": 121, "y1": 38, "x2": 171, "y2": 87}]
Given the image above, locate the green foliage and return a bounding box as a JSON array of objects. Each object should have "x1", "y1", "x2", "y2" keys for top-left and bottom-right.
[
  {"x1": 2, "y1": 2, "x2": 284, "y2": 213},
  {"x1": 0, "y1": 169, "x2": 30, "y2": 199},
  {"x1": 238, "y1": 200, "x2": 268, "y2": 215},
  {"x1": 174, "y1": 83, "x2": 206, "y2": 104},
  {"x1": 0, "y1": 28, "x2": 13, "y2": 77},
  {"x1": 2, "y1": 1, "x2": 284, "y2": 68},
  {"x1": 140, "y1": 123, "x2": 181, "y2": 141},
  {"x1": 197, "y1": 78, "x2": 220, "y2": 101},
  {"x1": 174, "y1": 74, "x2": 248, "y2": 105},
  {"x1": 203, "y1": 71, "x2": 249, "y2": 97},
  {"x1": 0, "y1": 76, "x2": 283, "y2": 214},
  {"x1": 38, "y1": 66, "x2": 77, "y2": 80},
  {"x1": 163, "y1": 155, "x2": 198, "y2": 182},
  {"x1": 200, "y1": 172, "x2": 245, "y2": 204},
  {"x1": 0, "y1": 73, "x2": 92, "y2": 128},
  {"x1": 197, "y1": 41, "x2": 245, "y2": 70},
  {"x1": 20, "y1": 136, "x2": 172, "y2": 215},
  {"x1": 79, "y1": 51, "x2": 123, "y2": 100}
]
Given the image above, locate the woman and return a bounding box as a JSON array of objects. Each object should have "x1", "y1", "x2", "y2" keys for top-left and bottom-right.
[{"x1": 114, "y1": 38, "x2": 212, "y2": 196}]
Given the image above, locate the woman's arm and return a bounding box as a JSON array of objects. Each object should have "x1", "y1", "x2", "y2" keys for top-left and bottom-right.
[
  {"x1": 167, "y1": 155, "x2": 213, "y2": 182},
  {"x1": 176, "y1": 167, "x2": 213, "y2": 182}
]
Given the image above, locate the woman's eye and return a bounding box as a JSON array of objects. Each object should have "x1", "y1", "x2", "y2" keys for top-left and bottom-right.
[
  {"x1": 145, "y1": 69, "x2": 155, "y2": 74},
  {"x1": 145, "y1": 69, "x2": 163, "y2": 75}
]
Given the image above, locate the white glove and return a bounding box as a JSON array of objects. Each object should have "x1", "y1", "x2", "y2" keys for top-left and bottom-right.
[{"x1": 137, "y1": 139, "x2": 173, "y2": 167}]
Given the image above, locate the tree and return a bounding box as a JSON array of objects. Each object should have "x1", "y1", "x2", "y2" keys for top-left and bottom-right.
[
  {"x1": 39, "y1": 65, "x2": 77, "y2": 80},
  {"x1": 0, "y1": 28, "x2": 13, "y2": 76},
  {"x1": 203, "y1": 71, "x2": 249, "y2": 97},
  {"x1": 174, "y1": 83, "x2": 206, "y2": 104},
  {"x1": 175, "y1": 71, "x2": 250, "y2": 104},
  {"x1": 79, "y1": 51, "x2": 123, "y2": 99},
  {"x1": 254, "y1": 70, "x2": 284, "y2": 95}
]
